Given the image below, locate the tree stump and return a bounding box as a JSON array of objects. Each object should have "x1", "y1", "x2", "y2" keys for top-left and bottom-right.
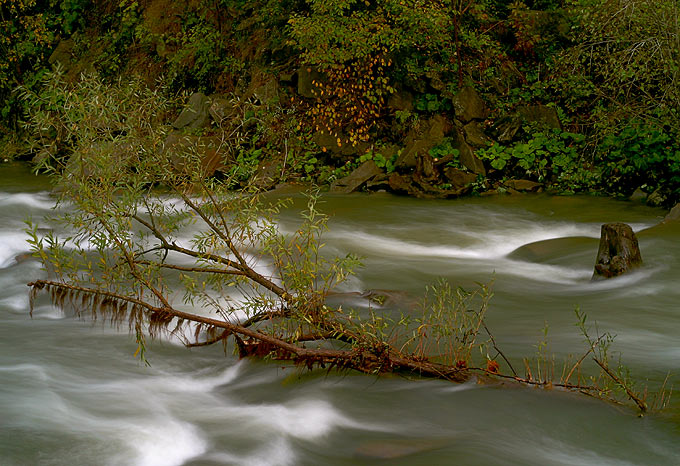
[{"x1": 592, "y1": 223, "x2": 643, "y2": 279}]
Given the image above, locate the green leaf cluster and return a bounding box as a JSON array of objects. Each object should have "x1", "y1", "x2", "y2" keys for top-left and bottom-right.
[{"x1": 478, "y1": 128, "x2": 589, "y2": 187}]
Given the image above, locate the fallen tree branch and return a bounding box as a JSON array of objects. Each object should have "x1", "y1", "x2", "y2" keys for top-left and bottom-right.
[
  {"x1": 593, "y1": 357, "x2": 647, "y2": 413},
  {"x1": 481, "y1": 319, "x2": 518, "y2": 377}
]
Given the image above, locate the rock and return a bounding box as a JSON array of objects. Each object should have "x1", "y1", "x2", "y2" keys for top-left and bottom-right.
[
  {"x1": 375, "y1": 144, "x2": 401, "y2": 161},
  {"x1": 172, "y1": 92, "x2": 211, "y2": 130},
  {"x1": 509, "y1": 236, "x2": 597, "y2": 264},
  {"x1": 279, "y1": 72, "x2": 295, "y2": 83},
  {"x1": 479, "y1": 189, "x2": 499, "y2": 197},
  {"x1": 629, "y1": 188, "x2": 647, "y2": 202},
  {"x1": 463, "y1": 122, "x2": 492, "y2": 147},
  {"x1": 452, "y1": 86, "x2": 487, "y2": 123},
  {"x1": 48, "y1": 39, "x2": 75, "y2": 68},
  {"x1": 388, "y1": 173, "x2": 417, "y2": 195},
  {"x1": 266, "y1": 182, "x2": 305, "y2": 196},
  {"x1": 297, "y1": 66, "x2": 322, "y2": 98},
  {"x1": 395, "y1": 115, "x2": 449, "y2": 169},
  {"x1": 387, "y1": 89, "x2": 414, "y2": 112},
  {"x1": 365, "y1": 174, "x2": 390, "y2": 191},
  {"x1": 330, "y1": 161, "x2": 382, "y2": 193},
  {"x1": 64, "y1": 141, "x2": 138, "y2": 178},
  {"x1": 646, "y1": 188, "x2": 668, "y2": 207},
  {"x1": 490, "y1": 105, "x2": 561, "y2": 143},
  {"x1": 517, "y1": 105, "x2": 561, "y2": 130},
  {"x1": 490, "y1": 115, "x2": 522, "y2": 142},
  {"x1": 592, "y1": 223, "x2": 643, "y2": 279},
  {"x1": 415, "y1": 154, "x2": 438, "y2": 182},
  {"x1": 354, "y1": 439, "x2": 448, "y2": 460},
  {"x1": 252, "y1": 159, "x2": 280, "y2": 190},
  {"x1": 253, "y1": 79, "x2": 279, "y2": 104},
  {"x1": 459, "y1": 145, "x2": 485, "y2": 175},
  {"x1": 208, "y1": 97, "x2": 235, "y2": 124},
  {"x1": 388, "y1": 171, "x2": 466, "y2": 199},
  {"x1": 162, "y1": 132, "x2": 224, "y2": 176},
  {"x1": 504, "y1": 179, "x2": 543, "y2": 192},
  {"x1": 490, "y1": 62, "x2": 525, "y2": 94},
  {"x1": 452, "y1": 128, "x2": 486, "y2": 175},
  {"x1": 662, "y1": 203, "x2": 680, "y2": 223},
  {"x1": 443, "y1": 168, "x2": 477, "y2": 191}
]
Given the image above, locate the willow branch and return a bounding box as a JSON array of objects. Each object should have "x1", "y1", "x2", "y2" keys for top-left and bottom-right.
[
  {"x1": 186, "y1": 329, "x2": 230, "y2": 347},
  {"x1": 96, "y1": 208, "x2": 172, "y2": 309},
  {"x1": 28, "y1": 279, "x2": 350, "y2": 360},
  {"x1": 481, "y1": 319, "x2": 517, "y2": 377},
  {"x1": 593, "y1": 358, "x2": 647, "y2": 413},
  {"x1": 178, "y1": 191, "x2": 250, "y2": 269},
  {"x1": 240, "y1": 308, "x2": 290, "y2": 327},
  {"x1": 132, "y1": 212, "x2": 288, "y2": 299},
  {"x1": 135, "y1": 260, "x2": 248, "y2": 276},
  {"x1": 28, "y1": 279, "x2": 161, "y2": 314},
  {"x1": 564, "y1": 333, "x2": 607, "y2": 385}
]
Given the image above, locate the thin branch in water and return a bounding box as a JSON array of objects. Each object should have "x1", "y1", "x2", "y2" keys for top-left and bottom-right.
[{"x1": 593, "y1": 358, "x2": 647, "y2": 413}]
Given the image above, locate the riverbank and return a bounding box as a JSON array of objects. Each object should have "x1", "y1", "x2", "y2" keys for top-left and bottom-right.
[{"x1": 3, "y1": 1, "x2": 679, "y2": 208}]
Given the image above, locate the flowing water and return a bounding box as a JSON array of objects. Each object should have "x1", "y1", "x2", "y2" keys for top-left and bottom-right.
[{"x1": 1, "y1": 163, "x2": 679, "y2": 465}]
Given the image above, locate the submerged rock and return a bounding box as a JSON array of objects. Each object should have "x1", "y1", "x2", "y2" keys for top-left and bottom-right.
[
  {"x1": 509, "y1": 236, "x2": 596, "y2": 264},
  {"x1": 592, "y1": 223, "x2": 643, "y2": 279}
]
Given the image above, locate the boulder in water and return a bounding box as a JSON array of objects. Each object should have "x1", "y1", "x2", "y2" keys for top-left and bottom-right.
[
  {"x1": 662, "y1": 203, "x2": 680, "y2": 224},
  {"x1": 593, "y1": 223, "x2": 642, "y2": 279}
]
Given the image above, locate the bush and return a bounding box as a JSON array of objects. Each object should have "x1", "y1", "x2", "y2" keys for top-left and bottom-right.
[
  {"x1": 477, "y1": 127, "x2": 593, "y2": 188},
  {"x1": 598, "y1": 123, "x2": 680, "y2": 204}
]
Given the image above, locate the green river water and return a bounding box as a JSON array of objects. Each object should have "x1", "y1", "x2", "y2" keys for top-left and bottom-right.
[{"x1": 1, "y1": 163, "x2": 679, "y2": 465}]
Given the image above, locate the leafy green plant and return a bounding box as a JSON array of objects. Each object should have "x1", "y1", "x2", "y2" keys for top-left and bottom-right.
[
  {"x1": 415, "y1": 93, "x2": 451, "y2": 113},
  {"x1": 429, "y1": 139, "x2": 461, "y2": 164},
  {"x1": 598, "y1": 122, "x2": 680, "y2": 204},
  {"x1": 57, "y1": 0, "x2": 90, "y2": 35},
  {"x1": 227, "y1": 147, "x2": 262, "y2": 186},
  {"x1": 357, "y1": 149, "x2": 397, "y2": 173},
  {"x1": 554, "y1": 0, "x2": 679, "y2": 156},
  {"x1": 477, "y1": 128, "x2": 588, "y2": 186},
  {"x1": 289, "y1": 150, "x2": 321, "y2": 181},
  {"x1": 0, "y1": 0, "x2": 53, "y2": 129}
]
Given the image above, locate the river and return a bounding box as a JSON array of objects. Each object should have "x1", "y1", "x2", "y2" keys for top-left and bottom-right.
[{"x1": 1, "y1": 163, "x2": 679, "y2": 465}]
